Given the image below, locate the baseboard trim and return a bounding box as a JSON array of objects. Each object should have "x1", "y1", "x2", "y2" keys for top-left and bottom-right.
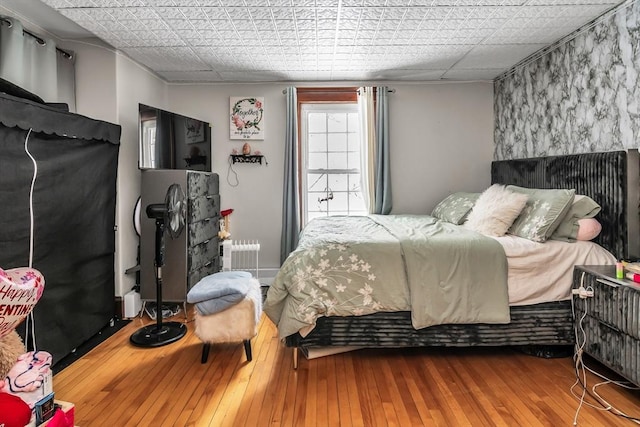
[{"x1": 257, "y1": 267, "x2": 278, "y2": 286}]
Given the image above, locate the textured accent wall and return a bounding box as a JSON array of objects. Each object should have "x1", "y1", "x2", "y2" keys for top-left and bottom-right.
[{"x1": 494, "y1": 1, "x2": 639, "y2": 160}]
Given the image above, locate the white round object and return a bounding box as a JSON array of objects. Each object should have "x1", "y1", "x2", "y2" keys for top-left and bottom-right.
[{"x1": 133, "y1": 197, "x2": 141, "y2": 236}]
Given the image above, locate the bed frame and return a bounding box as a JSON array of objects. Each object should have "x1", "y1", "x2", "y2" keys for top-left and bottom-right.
[{"x1": 285, "y1": 150, "x2": 640, "y2": 366}]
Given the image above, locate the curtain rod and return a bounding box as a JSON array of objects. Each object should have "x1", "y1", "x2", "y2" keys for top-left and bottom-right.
[
  {"x1": 282, "y1": 87, "x2": 395, "y2": 94},
  {"x1": 0, "y1": 17, "x2": 73, "y2": 59}
]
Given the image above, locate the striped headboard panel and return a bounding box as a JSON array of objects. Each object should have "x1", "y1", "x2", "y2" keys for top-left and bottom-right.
[{"x1": 491, "y1": 150, "x2": 639, "y2": 261}]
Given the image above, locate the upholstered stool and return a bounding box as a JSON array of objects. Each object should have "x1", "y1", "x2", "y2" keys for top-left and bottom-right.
[{"x1": 187, "y1": 271, "x2": 262, "y2": 363}]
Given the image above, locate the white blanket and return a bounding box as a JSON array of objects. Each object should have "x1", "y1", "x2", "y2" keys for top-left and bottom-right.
[{"x1": 493, "y1": 235, "x2": 617, "y2": 305}]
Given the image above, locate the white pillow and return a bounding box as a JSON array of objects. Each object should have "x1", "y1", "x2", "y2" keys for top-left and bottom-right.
[{"x1": 464, "y1": 184, "x2": 529, "y2": 237}]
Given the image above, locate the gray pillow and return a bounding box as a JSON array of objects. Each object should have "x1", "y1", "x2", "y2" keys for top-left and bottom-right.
[
  {"x1": 431, "y1": 192, "x2": 479, "y2": 225},
  {"x1": 550, "y1": 195, "x2": 601, "y2": 242},
  {"x1": 506, "y1": 186, "x2": 575, "y2": 242}
]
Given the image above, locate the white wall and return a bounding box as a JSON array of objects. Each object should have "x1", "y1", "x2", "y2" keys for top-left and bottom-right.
[
  {"x1": 113, "y1": 55, "x2": 169, "y2": 297},
  {"x1": 168, "y1": 84, "x2": 287, "y2": 277},
  {"x1": 167, "y1": 82, "x2": 495, "y2": 272},
  {"x1": 66, "y1": 41, "x2": 169, "y2": 297},
  {"x1": 390, "y1": 83, "x2": 494, "y2": 213},
  {"x1": 65, "y1": 40, "x2": 118, "y2": 123}
]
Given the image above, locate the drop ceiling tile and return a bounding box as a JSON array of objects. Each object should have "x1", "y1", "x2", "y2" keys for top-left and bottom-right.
[
  {"x1": 253, "y1": 19, "x2": 276, "y2": 30},
  {"x1": 219, "y1": 0, "x2": 248, "y2": 6},
  {"x1": 316, "y1": 0, "x2": 341, "y2": 6},
  {"x1": 454, "y1": 43, "x2": 548, "y2": 69},
  {"x1": 527, "y1": 0, "x2": 616, "y2": 4},
  {"x1": 220, "y1": 70, "x2": 289, "y2": 81},
  {"x1": 291, "y1": 0, "x2": 316, "y2": 6},
  {"x1": 38, "y1": 0, "x2": 74, "y2": 7},
  {"x1": 247, "y1": 8, "x2": 271, "y2": 19},
  {"x1": 318, "y1": 9, "x2": 340, "y2": 20},
  {"x1": 268, "y1": 0, "x2": 296, "y2": 5},
  {"x1": 372, "y1": 69, "x2": 447, "y2": 80},
  {"x1": 271, "y1": 8, "x2": 295, "y2": 20},
  {"x1": 227, "y1": 9, "x2": 251, "y2": 20},
  {"x1": 157, "y1": 70, "x2": 222, "y2": 81},
  {"x1": 441, "y1": 68, "x2": 504, "y2": 80},
  {"x1": 358, "y1": 8, "x2": 384, "y2": 20},
  {"x1": 381, "y1": 8, "x2": 408, "y2": 20},
  {"x1": 200, "y1": 8, "x2": 229, "y2": 20},
  {"x1": 37, "y1": 0, "x2": 628, "y2": 82}
]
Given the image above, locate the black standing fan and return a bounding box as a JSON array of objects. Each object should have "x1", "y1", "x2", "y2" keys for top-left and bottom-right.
[{"x1": 130, "y1": 183, "x2": 188, "y2": 347}]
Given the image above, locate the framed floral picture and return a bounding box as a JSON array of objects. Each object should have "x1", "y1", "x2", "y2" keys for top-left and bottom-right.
[
  {"x1": 230, "y1": 97, "x2": 264, "y2": 140},
  {"x1": 184, "y1": 118, "x2": 205, "y2": 144}
]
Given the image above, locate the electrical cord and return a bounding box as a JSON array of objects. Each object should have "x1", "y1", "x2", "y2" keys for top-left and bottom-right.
[
  {"x1": 227, "y1": 155, "x2": 239, "y2": 187},
  {"x1": 23, "y1": 128, "x2": 39, "y2": 351},
  {"x1": 571, "y1": 272, "x2": 640, "y2": 425},
  {"x1": 226, "y1": 153, "x2": 268, "y2": 187}
]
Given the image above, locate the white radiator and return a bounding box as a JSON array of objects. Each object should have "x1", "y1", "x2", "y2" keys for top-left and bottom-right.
[{"x1": 221, "y1": 239, "x2": 260, "y2": 279}]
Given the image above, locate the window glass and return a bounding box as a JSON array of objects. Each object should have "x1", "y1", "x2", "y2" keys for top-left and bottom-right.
[
  {"x1": 308, "y1": 113, "x2": 326, "y2": 132},
  {"x1": 327, "y1": 133, "x2": 347, "y2": 151},
  {"x1": 301, "y1": 103, "x2": 366, "y2": 223},
  {"x1": 308, "y1": 152, "x2": 327, "y2": 169},
  {"x1": 308, "y1": 133, "x2": 327, "y2": 152},
  {"x1": 327, "y1": 113, "x2": 347, "y2": 132}
]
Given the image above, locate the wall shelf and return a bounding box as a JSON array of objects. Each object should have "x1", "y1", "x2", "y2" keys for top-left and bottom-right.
[
  {"x1": 184, "y1": 155, "x2": 207, "y2": 167},
  {"x1": 231, "y1": 154, "x2": 264, "y2": 164}
]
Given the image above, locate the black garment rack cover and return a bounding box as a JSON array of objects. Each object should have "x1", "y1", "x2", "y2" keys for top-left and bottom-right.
[{"x1": 0, "y1": 92, "x2": 121, "y2": 364}]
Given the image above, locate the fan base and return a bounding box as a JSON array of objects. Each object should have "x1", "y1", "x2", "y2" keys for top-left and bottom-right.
[{"x1": 130, "y1": 321, "x2": 187, "y2": 348}]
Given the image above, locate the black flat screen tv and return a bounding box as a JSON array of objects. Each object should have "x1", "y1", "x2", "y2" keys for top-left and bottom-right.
[{"x1": 138, "y1": 103, "x2": 211, "y2": 172}]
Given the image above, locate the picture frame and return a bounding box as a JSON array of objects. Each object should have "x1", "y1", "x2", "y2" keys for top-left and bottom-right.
[
  {"x1": 230, "y1": 97, "x2": 264, "y2": 140},
  {"x1": 185, "y1": 118, "x2": 205, "y2": 144}
]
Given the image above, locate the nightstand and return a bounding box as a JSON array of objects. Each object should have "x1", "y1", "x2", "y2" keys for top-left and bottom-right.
[{"x1": 572, "y1": 265, "x2": 640, "y2": 387}]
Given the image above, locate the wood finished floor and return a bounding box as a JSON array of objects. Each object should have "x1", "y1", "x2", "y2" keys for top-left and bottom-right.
[{"x1": 53, "y1": 311, "x2": 640, "y2": 426}]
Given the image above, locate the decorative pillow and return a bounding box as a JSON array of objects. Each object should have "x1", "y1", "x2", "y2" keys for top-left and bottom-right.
[
  {"x1": 576, "y1": 218, "x2": 602, "y2": 241},
  {"x1": 506, "y1": 186, "x2": 575, "y2": 242},
  {"x1": 550, "y1": 195, "x2": 601, "y2": 242},
  {"x1": 431, "y1": 192, "x2": 479, "y2": 225},
  {"x1": 464, "y1": 184, "x2": 528, "y2": 237}
]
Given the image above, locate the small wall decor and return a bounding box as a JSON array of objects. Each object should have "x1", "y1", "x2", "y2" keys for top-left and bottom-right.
[
  {"x1": 230, "y1": 97, "x2": 264, "y2": 140},
  {"x1": 185, "y1": 118, "x2": 205, "y2": 144}
]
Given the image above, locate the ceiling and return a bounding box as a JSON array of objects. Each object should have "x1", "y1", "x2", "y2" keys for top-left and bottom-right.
[{"x1": 7, "y1": 0, "x2": 626, "y2": 82}]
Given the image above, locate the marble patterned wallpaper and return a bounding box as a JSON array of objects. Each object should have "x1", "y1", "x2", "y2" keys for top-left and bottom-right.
[{"x1": 494, "y1": 1, "x2": 639, "y2": 160}]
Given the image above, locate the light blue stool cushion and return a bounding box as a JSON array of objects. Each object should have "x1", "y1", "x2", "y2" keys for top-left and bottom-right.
[{"x1": 187, "y1": 271, "x2": 254, "y2": 315}]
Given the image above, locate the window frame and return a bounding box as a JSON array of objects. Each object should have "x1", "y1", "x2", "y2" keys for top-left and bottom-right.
[
  {"x1": 300, "y1": 103, "x2": 364, "y2": 223},
  {"x1": 296, "y1": 88, "x2": 359, "y2": 225}
]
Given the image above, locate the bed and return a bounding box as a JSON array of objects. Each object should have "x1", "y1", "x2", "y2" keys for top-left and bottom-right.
[{"x1": 264, "y1": 150, "x2": 640, "y2": 367}]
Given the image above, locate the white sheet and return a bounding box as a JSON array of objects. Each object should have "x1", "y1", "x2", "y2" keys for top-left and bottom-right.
[{"x1": 492, "y1": 235, "x2": 617, "y2": 306}]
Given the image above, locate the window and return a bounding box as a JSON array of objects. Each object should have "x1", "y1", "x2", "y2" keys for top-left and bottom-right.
[
  {"x1": 301, "y1": 103, "x2": 367, "y2": 223},
  {"x1": 140, "y1": 119, "x2": 157, "y2": 167}
]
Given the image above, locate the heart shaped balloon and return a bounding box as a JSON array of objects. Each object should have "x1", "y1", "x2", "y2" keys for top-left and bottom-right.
[{"x1": 0, "y1": 267, "x2": 45, "y2": 339}]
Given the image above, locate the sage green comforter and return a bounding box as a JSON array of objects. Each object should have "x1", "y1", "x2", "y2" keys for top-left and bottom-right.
[{"x1": 264, "y1": 215, "x2": 510, "y2": 339}]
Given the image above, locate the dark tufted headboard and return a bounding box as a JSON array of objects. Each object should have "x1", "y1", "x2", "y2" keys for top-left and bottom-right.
[{"x1": 491, "y1": 150, "x2": 640, "y2": 261}]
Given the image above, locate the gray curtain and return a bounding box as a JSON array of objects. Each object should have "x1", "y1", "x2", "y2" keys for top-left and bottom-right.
[
  {"x1": 280, "y1": 87, "x2": 300, "y2": 265},
  {"x1": 374, "y1": 86, "x2": 392, "y2": 214},
  {"x1": 0, "y1": 16, "x2": 76, "y2": 110}
]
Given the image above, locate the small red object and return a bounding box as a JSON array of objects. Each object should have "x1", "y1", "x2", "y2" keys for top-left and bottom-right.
[
  {"x1": 221, "y1": 209, "x2": 234, "y2": 217},
  {"x1": 0, "y1": 392, "x2": 31, "y2": 427},
  {"x1": 626, "y1": 272, "x2": 640, "y2": 283}
]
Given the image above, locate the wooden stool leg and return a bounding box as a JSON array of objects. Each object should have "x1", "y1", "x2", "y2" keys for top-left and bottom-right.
[
  {"x1": 201, "y1": 343, "x2": 210, "y2": 364},
  {"x1": 243, "y1": 339, "x2": 252, "y2": 362}
]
